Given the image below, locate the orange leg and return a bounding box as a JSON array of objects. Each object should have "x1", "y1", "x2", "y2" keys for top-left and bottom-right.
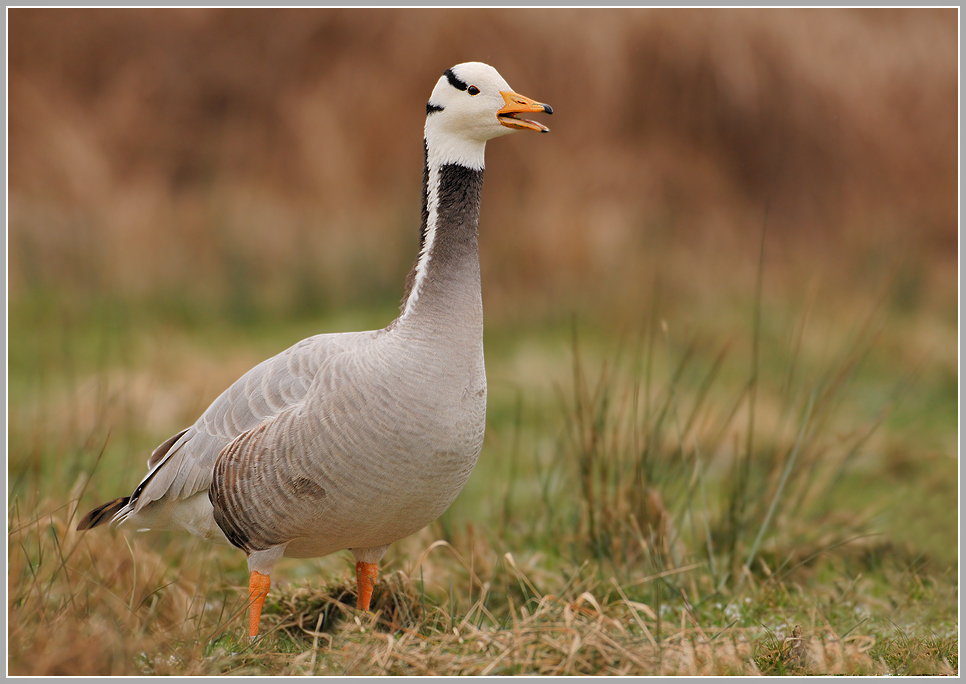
[
  {"x1": 355, "y1": 561, "x2": 379, "y2": 611},
  {"x1": 248, "y1": 570, "x2": 271, "y2": 640}
]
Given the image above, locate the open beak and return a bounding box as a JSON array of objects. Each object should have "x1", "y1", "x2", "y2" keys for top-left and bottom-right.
[{"x1": 498, "y1": 91, "x2": 553, "y2": 133}]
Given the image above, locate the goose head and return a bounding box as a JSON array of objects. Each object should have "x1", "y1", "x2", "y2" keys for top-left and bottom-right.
[{"x1": 424, "y1": 62, "x2": 552, "y2": 168}]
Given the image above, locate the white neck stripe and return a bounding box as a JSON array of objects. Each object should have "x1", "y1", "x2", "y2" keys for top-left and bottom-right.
[
  {"x1": 401, "y1": 129, "x2": 486, "y2": 319},
  {"x1": 402, "y1": 158, "x2": 441, "y2": 317}
]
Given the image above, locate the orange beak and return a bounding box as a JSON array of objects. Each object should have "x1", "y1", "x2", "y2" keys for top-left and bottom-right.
[{"x1": 498, "y1": 91, "x2": 553, "y2": 132}]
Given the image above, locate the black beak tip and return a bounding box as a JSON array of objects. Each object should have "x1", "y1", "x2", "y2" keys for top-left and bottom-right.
[{"x1": 543, "y1": 104, "x2": 554, "y2": 115}]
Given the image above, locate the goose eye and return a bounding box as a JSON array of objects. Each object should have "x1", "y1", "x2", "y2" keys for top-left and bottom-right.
[{"x1": 467, "y1": 85, "x2": 480, "y2": 96}]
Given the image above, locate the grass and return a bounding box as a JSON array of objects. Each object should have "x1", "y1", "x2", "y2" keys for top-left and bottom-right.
[
  {"x1": 7, "y1": 256, "x2": 957, "y2": 675},
  {"x1": 7, "y1": 497, "x2": 957, "y2": 675}
]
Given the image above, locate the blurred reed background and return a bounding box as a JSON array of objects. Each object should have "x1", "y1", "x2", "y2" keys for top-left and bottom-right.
[{"x1": 9, "y1": 8, "x2": 957, "y2": 321}]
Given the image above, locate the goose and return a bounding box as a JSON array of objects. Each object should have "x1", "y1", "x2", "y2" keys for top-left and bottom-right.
[{"x1": 76, "y1": 62, "x2": 552, "y2": 641}]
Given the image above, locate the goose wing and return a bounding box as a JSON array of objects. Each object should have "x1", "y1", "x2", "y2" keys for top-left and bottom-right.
[{"x1": 126, "y1": 330, "x2": 378, "y2": 517}]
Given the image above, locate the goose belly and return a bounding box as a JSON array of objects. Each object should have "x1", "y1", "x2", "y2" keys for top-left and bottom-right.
[
  {"x1": 268, "y1": 445, "x2": 478, "y2": 559},
  {"x1": 211, "y1": 362, "x2": 487, "y2": 559},
  {"x1": 284, "y1": 384, "x2": 487, "y2": 559},
  {"x1": 283, "y1": 447, "x2": 482, "y2": 559}
]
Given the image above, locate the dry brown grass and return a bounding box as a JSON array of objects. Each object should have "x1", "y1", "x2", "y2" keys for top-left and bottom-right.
[
  {"x1": 12, "y1": 496, "x2": 926, "y2": 677},
  {"x1": 10, "y1": 484, "x2": 216, "y2": 675}
]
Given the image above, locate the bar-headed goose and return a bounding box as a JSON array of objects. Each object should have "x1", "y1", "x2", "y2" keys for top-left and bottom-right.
[{"x1": 77, "y1": 61, "x2": 552, "y2": 641}]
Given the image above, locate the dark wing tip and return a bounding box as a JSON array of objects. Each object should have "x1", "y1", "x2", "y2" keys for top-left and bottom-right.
[{"x1": 76, "y1": 496, "x2": 130, "y2": 530}]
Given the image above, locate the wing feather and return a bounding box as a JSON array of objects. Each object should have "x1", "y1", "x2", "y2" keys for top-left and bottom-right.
[{"x1": 128, "y1": 330, "x2": 378, "y2": 516}]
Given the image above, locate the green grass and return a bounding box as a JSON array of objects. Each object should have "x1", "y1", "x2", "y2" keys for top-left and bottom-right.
[{"x1": 7, "y1": 269, "x2": 957, "y2": 675}]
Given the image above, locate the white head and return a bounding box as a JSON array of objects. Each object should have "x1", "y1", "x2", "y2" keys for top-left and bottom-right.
[{"x1": 424, "y1": 62, "x2": 552, "y2": 170}]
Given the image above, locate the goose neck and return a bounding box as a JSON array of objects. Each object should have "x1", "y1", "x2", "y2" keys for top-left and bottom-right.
[{"x1": 399, "y1": 139, "x2": 485, "y2": 323}]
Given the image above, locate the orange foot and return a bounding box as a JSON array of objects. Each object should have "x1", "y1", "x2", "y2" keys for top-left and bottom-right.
[
  {"x1": 248, "y1": 570, "x2": 271, "y2": 640},
  {"x1": 355, "y1": 561, "x2": 378, "y2": 611}
]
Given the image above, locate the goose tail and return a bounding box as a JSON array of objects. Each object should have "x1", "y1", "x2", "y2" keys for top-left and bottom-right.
[{"x1": 76, "y1": 496, "x2": 131, "y2": 530}]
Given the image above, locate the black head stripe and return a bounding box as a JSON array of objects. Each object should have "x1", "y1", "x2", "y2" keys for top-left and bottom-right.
[
  {"x1": 427, "y1": 102, "x2": 444, "y2": 115},
  {"x1": 444, "y1": 68, "x2": 468, "y2": 91}
]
